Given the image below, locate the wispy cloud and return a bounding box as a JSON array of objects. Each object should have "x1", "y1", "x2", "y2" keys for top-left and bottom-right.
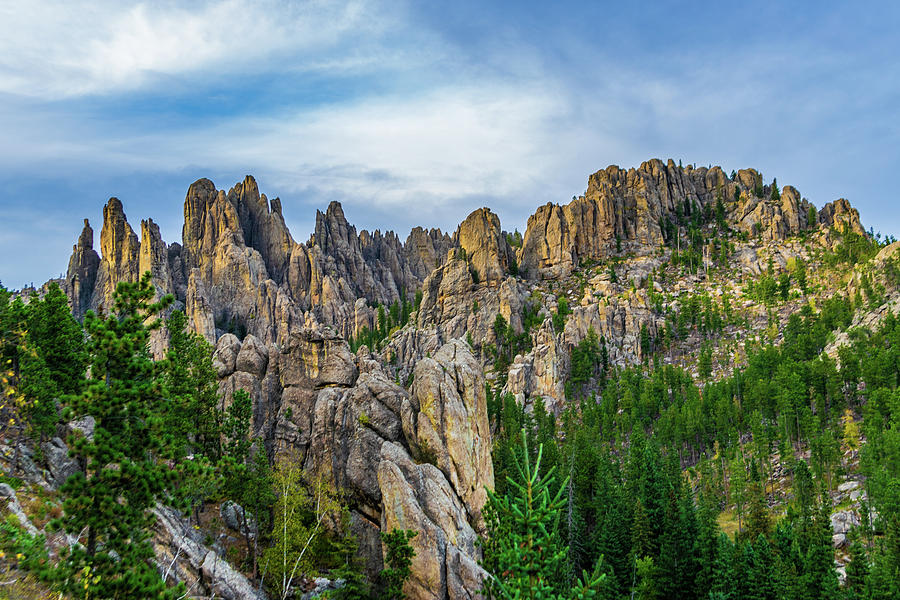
[{"x1": 0, "y1": 0, "x2": 397, "y2": 99}]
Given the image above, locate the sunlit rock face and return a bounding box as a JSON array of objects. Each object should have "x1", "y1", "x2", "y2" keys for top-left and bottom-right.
[{"x1": 519, "y1": 160, "x2": 826, "y2": 279}]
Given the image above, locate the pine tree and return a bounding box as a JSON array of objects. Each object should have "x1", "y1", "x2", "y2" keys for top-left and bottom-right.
[
  {"x1": 746, "y1": 534, "x2": 780, "y2": 600},
  {"x1": 14, "y1": 331, "x2": 58, "y2": 438},
  {"x1": 25, "y1": 282, "x2": 85, "y2": 395},
  {"x1": 481, "y1": 430, "x2": 605, "y2": 599},
  {"x1": 694, "y1": 492, "x2": 722, "y2": 599},
  {"x1": 802, "y1": 495, "x2": 839, "y2": 599},
  {"x1": 52, "y1": 273, "x2": 180, "y2": 599},
  {"x1": 844, "y1": 541, "x2": 869, "y2": 600},
  {"x1": 222, "y1": 388, "x2": 276, "y2": 577},
  {"x1": 380, "y1": 529, "x2": 417, "y2": 600},
  {"x1": 163, "y1": 309, "x2": 220, "y2": 461},
  {"x1": 1, "y1": 283, "x2": 84, "y2": 441}
]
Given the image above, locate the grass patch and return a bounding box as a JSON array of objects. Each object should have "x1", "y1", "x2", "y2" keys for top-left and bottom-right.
[{"x1": 717, "y1": 510, "x2": 740, "y2": 540}]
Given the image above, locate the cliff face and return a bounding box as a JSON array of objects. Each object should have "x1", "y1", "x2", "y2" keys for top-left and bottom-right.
[
  {"x1": 90, "y1": 198, "x2": 141, "y2": 313},
  {"x1": 517, "y1": 160, "x2": 856, "y2": 279},
  {"x1": 214, "y1": 323, "x2": 492, "y2": 599},
  {"x1": 818, "y1": 198, "x2": 866, "y2": 235},
  {"x1": 455, "y1": 207, "x2": 512, "y2": 284}
]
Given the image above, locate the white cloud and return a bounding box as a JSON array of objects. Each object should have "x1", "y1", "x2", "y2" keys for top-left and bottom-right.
[
  {"x1": 0, "y1": 0, "x2": 394, "y2": 98},
  {"x1": 0, "y1": 79, "x2": 580, "y2": 205},
  {"x1": 208, "y1": 85, "x2": 572, "y2": 199}
]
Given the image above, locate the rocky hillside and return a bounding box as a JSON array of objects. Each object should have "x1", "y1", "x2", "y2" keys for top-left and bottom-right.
[{"x1": 35, "y1": 158, "x2": 884, "y2": 599}]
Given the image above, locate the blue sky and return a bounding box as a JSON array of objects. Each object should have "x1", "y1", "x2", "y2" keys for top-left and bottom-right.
[{"x1": 1, "y1": 0, "x2": 898, "y2": 288}]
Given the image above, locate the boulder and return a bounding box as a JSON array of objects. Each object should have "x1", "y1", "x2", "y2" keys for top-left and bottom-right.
[
  {"x1": 300, "y1": 577, "x2": 343, "y2": 600},
  {"x1": 213, "y1": 334, "x2": 242, "y2": 378},
  {"x1": 40, "y1": 437, "x2": 79, "y2": 489},
  {"x1": 235, "y1": 334, "x2": 269, "y2": 379},
  {"x1": 220, "y1": 501, "x2": 257, "y2": 537},
  {"x1": 838, "y1": 480, "x2": 861, "y2": 494},
  {"x1": 831, "y1": 510, "x2": 860, "y2": 535},
  {"x1": 153, "y1": 505, "x2": 266, "y2": 600}
]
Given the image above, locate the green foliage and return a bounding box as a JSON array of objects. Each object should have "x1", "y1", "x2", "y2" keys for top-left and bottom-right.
[
  {"x1": 822, "y1": 228, "x2": 883, "y2": 267},
  {"x1": 778, "y1": 272, "x2": 791, "y2": 301},
  {"x1": 569, "y1": 329, "x2": 604, "y2": 397},
  {"x1": 25, "y1": 282, "x2": 85, "y2": 396},
  {"x1": 349, "y1": 293, "x2": 416, "y2": 352},
  {"x1": 515, "y1": 274, "x2": 900, "y2": 600},
  {"x1": 553, "y1": 296, "x2": 571, "y2": 334},
  {"x1": 0, "y1": 282, "x2": 85, "y2": 440},
  {"x1": 379, "y1": 529, "x2": 417, "y2": 600},
  {"x1": 698, "y1": 342, "x2": 713, "y2": 379},
  {"x1": 714, "y1": 184, "x2": 727, "y2": 231},
  {"x1": 0, "y1": 518, "x2": 52, "y2": 578},
  {"x1": 770, "y1": 178, "x2": 780, "y2": 200},
  {"x1": 221, "y1": 388, "x2": 274, "y2": 576},
  {"x1": 507, "y1": 230, "x2": 523, "y2": 248},
  {"x1": 264, "y1": 454, "x2": 340, "y2": 599},
  {"x1": 52, "y1": 272, "x2": 182, "y2": 599},
  {"x1": 163, "y1": 310, "x2": 220, "y2": 461},
  {"x1": 481, "y1": 432, "x2": 605, "y2": 600},
  {"x1": 639, "y1": 323, "x2": 652, "y2": 360},
  {"x1": 747, "y1": 270, "x2": 780, "y2": 305},
  {"x1": 327, "y1": 514, "x2": 371, "y2": 600}
]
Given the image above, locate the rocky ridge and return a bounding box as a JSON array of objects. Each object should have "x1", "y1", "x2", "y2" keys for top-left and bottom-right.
[
  {"x1": 63, "y1": 177, "x2": 453, "y2": 345},
  {"x1": 50, "y1": 159, "x2": 873, "y2": 599},
  {"x1": 517, "y1": 160, "x2": 863, "y2": 280}
]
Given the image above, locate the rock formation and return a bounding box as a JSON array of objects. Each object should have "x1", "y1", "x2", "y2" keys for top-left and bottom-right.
[
  {"x1": 455, "y1": 207, "x2": 511, "y2": 284},
  {"x1": 518, "y1": 160, "x2": 821, "y2": 279},
  {"x1": 65, "y1": 177, "x2": 452, "y2": 344},
  {"x1": 205, "y1": 315, "x2": 492, "y2": 598},
  {"x1": 818, "y1": 198, "x2": 865, "y2": 235},
  {"x1": 268, "y1": 327, "x2": 492, "y2": 597},
  {"x1": 51, "y1": 160, "x2": 875, "y2": 599},
  {"x1": 65, "y1": 219, "x2": 100, "y2": 317},
  {"x1": 91, "y1": 198, "x2": 141, "y2": 313}
]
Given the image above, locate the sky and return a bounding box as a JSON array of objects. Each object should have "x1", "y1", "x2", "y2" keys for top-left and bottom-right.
[{"x1": 1, "y1": 0, "x2": 898, "y2": 288}]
